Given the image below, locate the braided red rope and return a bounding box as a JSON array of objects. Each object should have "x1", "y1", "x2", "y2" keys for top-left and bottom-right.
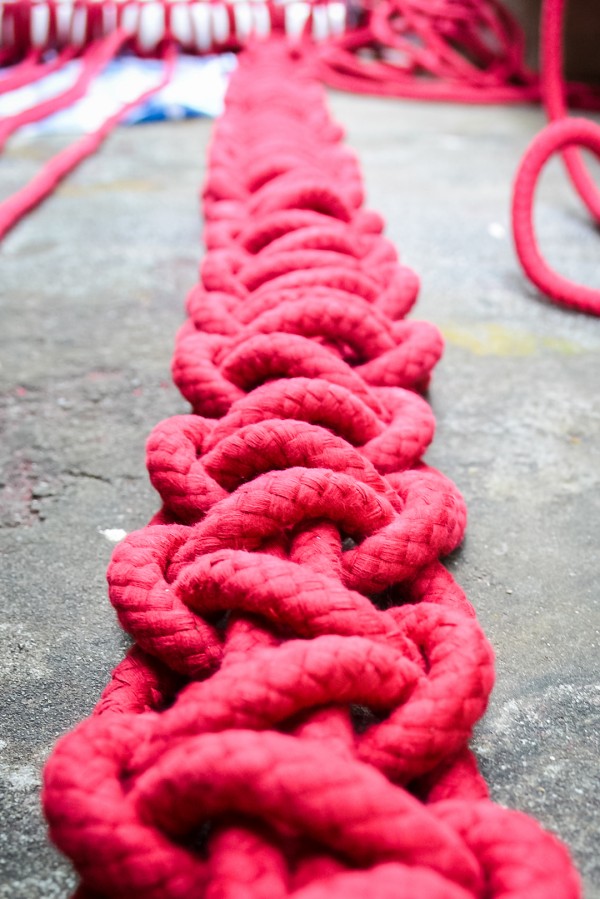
[{"x1": 42, "y1": 39, "x2": 581, "y2": 898}]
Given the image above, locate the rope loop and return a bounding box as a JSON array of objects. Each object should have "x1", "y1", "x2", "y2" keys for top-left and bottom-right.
[{"x1": 512, "y1": 116, "x2": 600, "y2": 315}]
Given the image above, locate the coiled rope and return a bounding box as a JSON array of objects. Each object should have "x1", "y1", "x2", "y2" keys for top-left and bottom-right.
[
  {"x1": 42, "y1": 39, "x2": 581, "y2": 899},
  {"x1": 511, "y1": 0, "x2": 600, "y2": 315},
  {"x1": 315, "y1": 0, "x2": 599, "y2": 108}
]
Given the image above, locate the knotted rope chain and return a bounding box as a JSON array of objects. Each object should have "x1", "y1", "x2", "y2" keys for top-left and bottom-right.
[{"x1": 42, "y1": 40, "x2": 581, "y2": 898}]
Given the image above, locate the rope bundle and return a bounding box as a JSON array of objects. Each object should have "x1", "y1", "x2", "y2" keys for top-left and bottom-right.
[
  {"x1": 43, "y1": 40, "x2": 581, "y2": 898},
  {"x1": 315, "y1": 0, "x2": 599, "y2": 107}
]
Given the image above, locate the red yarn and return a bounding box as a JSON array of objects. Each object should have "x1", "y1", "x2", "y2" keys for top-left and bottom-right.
[{"x1": 43, "y1": 40, "x2": 581, "y2": 898}]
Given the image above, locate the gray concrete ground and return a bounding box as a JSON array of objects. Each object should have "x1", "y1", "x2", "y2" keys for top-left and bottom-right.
[{"x1": 1, "y1": 90, "x2": 599, "y2": 897}]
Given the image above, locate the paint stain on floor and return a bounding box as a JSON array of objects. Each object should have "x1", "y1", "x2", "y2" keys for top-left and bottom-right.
[{"x1": 441, "y1": 323, "x2": 583, "y2": 356}]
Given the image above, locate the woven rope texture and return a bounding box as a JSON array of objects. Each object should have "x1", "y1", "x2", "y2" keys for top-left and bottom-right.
[{"x1": 42, "y1": 39, "x2": 581, "y2": 898}]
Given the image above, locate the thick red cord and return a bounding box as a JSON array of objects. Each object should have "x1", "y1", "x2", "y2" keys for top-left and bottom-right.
[
  {"x1": 0, "y1": 50, "x2": 41, "y2": 93},
  {"x1": 0, "y1": 43, "x2": 176, "y2": 240},
  {"x1": 42, "y1": 40, "x2": 581, "y2": 899},
  {"x1": 0, "y1": 30, "x2": 129, "y2": 150},
  {"x1": 540, "y1": 0, "x2": 600, "y2": 222},
  {"x1": 511, "y1": 0, "x2": 600, "y2": 314},
  {"x1": 315, "y1": 0, "x2": 600, "y2": 108},
  {"x1": 512, "y1": 117, "x2": 600, "y2": 315},
  {"x1": 0, "y1": 47, "x2": 76, "y2": 94}
]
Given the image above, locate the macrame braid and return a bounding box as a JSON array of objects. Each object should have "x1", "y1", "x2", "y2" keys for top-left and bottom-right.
[{"x1": 42, "y1": 39, "x2": 581, "y2": 899}]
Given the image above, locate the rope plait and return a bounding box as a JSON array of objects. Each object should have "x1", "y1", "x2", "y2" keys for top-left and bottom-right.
[{"x1": 42, "y1": 40, "x2": 581, "y2": 898}]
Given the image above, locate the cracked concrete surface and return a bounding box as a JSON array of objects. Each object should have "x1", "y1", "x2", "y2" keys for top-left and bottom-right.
[{"x1": 1, "y1": 92, "x2": 599, "y2": 897}]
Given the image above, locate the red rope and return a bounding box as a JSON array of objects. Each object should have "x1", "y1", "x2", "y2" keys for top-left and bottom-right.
[
  {"x1": 512, "y1": 117, "x2": 600, "y2": 316},
  {"x1": 315, "y1": 0, "x2": 599, "y2": 108},
  {"x1": 0, "y1": 42, "x2": 176, "y2": 240},
  {"x1": 0, "y1": 49, "x2": 40, "y2": 93},
  {"x1": 42, "y1": 40, "x2": 581, "y2": 899},
  {"x1": 0, "y1": 30, "x2": 129, "y2": 150},
  {"x1": 511, "y1": 0, "x2": 600, "y2": 314},
  {"x1": 0, "y1": 0, "x2": 346, "y2": 62},
  {"x1": 0, "y1": 47, "x2": 76, "y2": 94},
  {"x1": 1, "y1": 0, "x2": 598, "y2": 314},
  {"x1": 540, "y1": 0, "x2": 600, "y2": 222}
]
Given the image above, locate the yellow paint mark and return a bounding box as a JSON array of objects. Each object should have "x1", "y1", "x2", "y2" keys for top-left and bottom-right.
[
  {"x1": 441, "y1": 323, "x2": 584, "y2": 357},
  {"x1": 540, "y1": 336, "x2": 581, "y2": 355},
  {"x1": 58, "y1": 179, "x2": 156, "y2": 197},
  {"x1": 5, "y1": 145, "x2": 56, "y2": 162}
]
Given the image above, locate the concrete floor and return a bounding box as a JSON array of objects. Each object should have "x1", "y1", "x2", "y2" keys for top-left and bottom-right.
[{"x1": 1, "y1": 91, "x2": 599, "y2": 897}]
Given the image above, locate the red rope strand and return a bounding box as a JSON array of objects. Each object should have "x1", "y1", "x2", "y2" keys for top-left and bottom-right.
[
  {"x1": 0, "y1": 42, "x2": 176, "y2": 240},
  {"x1": 511, "y1": 0, "x2": 600, "y2": 314},
  {"x1": 0, "y1": 46, "x2": 76, "y2": 94},
  {"x1": 314, "y1": 0, "x2": 599, "y2": 108},
  {"x1": 0, "y1": 29, "x2": 129, "y2": 150},
  {"x1": 512, "y1": 116, "x2": 600, "y2": 315}
]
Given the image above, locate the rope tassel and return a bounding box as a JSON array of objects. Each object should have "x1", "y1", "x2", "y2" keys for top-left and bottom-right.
[{"x1": 42, "y1": 39, "x2": 581, "y2": 899}]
